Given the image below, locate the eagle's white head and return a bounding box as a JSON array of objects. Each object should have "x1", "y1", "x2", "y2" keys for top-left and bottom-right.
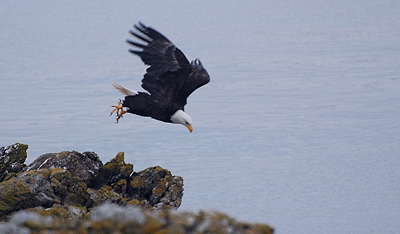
[{"x1": 170, "y1": 110, "x2": 193, "y2": 132}]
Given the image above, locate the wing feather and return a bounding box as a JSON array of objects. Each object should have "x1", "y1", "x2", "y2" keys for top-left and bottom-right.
[
  {"x1": 127, "y1": 22, "x2": 191, "y2": 105},
  {"x1": 176, "y1": 59, "x2": 210, "y2": 106}
]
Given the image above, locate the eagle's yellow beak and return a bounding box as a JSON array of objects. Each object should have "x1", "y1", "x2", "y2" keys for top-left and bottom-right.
[{"x1": 186, "y1": 124, "x2": 193, "y2": 133}]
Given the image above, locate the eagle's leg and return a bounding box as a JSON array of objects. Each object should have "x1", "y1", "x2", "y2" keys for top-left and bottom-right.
[{"x1": 110, "y1": 101, "x2": 127, "y2": 123}]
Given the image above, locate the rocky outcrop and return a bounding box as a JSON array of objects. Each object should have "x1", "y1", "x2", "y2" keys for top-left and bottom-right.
[
  {"x1": 0, "y1": 143, "x2": 183, "y2": 221},
  {"x1": 0, "y1": 143, "x2": 274, "y2": 233}
]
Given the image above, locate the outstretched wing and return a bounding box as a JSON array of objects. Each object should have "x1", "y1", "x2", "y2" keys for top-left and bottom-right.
[
  {"x1": 176, "y1": 59, "x2": 210, "y2": 107},
  {"x1": 127, "y1": 22, "x2": 192, "y2": 105}
]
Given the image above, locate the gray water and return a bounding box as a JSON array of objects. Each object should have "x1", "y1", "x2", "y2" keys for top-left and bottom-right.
[{"x1": 1, "y1": 1, "x2": 399, "y2": 233}]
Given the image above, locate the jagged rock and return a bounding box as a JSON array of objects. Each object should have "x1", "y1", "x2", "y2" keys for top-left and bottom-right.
[
  {"x1": 25, "y1": 151, "x2": 103, "y2": 187},
  {"x1": 128, "y1": 166, "x2": 184, "y2": 209},
  {"x1": 0, "y1": 143, "x2": 28, "y2": 183},
  {"x1": 87, "y1": 165, "x2": 184, "y2": 210},
  {"x1": 91, "y1": 152, "x2": 133, "y2": 190},
  {"x1": 0, "y1": 168, "x2": 92, "y2": 220},
  {"x1": 0, "y1": 144, "x2": 183, "y2": 220}
]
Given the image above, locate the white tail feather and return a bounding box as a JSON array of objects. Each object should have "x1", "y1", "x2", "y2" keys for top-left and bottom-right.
[{"x1": 112, "y1": 82, "x2": 138, "y2": 96}]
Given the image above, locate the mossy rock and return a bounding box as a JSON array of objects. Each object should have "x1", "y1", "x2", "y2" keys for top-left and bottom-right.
[
  {"x1": 0, "y1": 148, "x2": 184, "y2": 222},
  {"x1": 0, "y1": 143, "x2": 28, "y2": 183},
  {"x1": 91, "y1": 152, "x2": 133, "y2": 189},
  {"x1": 65, "y1": 177, "x2": 92, "y2": 208},
  {"x1": 129, "y1": 166, "x2": 171, "y2": 200},
  {"x1": 0, "y1": 168, "x2": 93, "y2": 221},
  {"x1": 88, "y1": 185, "x2": 127, "y2": 207},
  {"x1": 0, "y1": 169, "x2": 54, "y2": 220},
  {"x1": 25, "y1": 150, "x2": 103, "y2": 187}
]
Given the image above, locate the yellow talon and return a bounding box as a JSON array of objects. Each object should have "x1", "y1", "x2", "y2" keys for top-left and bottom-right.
[{"x1": 111, "y1": 101, "x2": 127, "y2": 122}]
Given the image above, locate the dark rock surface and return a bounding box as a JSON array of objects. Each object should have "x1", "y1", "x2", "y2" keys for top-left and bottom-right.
[
  {"x1": 25, "y1": 150, "x2": 103, "y2": 187},
  {"x1": 129, "y1": 166, "x2": 184, "y2": 209},
  {"x1": 90, "y1": 152, "x2": 133, "y2": 189}
]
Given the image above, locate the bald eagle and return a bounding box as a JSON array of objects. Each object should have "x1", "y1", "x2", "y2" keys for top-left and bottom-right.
[{"x1": 111, "y1": 22, "x2": 210, "y2": 132}]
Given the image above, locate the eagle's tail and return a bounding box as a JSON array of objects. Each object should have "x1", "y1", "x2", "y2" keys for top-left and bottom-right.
[{"x1": 112, "y1": 82, "x2": 138, "y2": 96}]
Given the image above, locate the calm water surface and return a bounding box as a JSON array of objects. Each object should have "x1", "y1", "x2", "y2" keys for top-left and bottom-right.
[{"x1": 1, "y1": 1, "x2": 399, "y2": 233}]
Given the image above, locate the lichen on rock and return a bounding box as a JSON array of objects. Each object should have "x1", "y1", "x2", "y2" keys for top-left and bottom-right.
[
  {"x1": 0, "y1": 143, "x2": 28, "y2": 183},
  {"x1": 0, "y1": 144, "x2": 184, "y2": 221},
  {"x1": 128, "y1": 166, "x2": 184, "y2": 209},
  {"x1": 0, "y1": 168, "x2": 92, "y2": 220}
]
